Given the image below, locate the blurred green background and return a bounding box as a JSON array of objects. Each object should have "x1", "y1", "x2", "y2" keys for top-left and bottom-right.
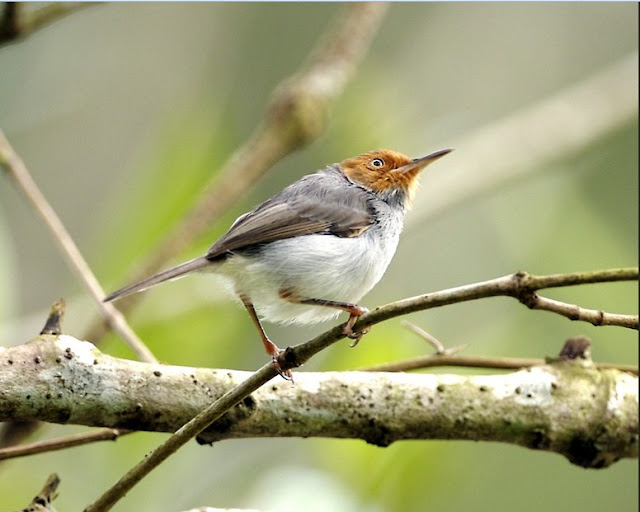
[{"x1": 0, "y1": 3, "x2": 637, "y2": 511}]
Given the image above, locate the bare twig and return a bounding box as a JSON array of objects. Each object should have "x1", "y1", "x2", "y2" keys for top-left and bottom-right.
[
  {"x1": 522, "y1": 268, "x2": 639, "y2": 289},
  {"x1": 388, "y1": 320, "x2": 637, "y2": 374},
  {"x1": 86, "y1": 2, "x2": 390, "y2": 342},
  {"x1": 0, "y1": 130, "x2": 156, "y2": 363},
  {"x1": 400, "y1": 320, "x2": 467, "y2": 355},
  {"x1": 510, "y1": 270, "x2": 639, "y2": 328},
  {"x1": 525, "y1": 294, "x2": 638, "y2": 329},
  {"x1": 361, "y1": 353, "x2": 638, "y2": 375},
  {"x1": 282, "y1": 268, "x2": 637, "y2": 373},
  {"x1": 0, "y1": 428, "x2": 132, "y2": 461},
  {"x1": 338, "y1": 269, "x2": 638, "y2": 342}
]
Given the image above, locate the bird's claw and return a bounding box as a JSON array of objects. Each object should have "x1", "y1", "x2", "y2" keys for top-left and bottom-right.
[
  {"x1": 341, "y1": 305, "x2": 370, "y2": 347},
  {"x1": 272, "y1": 352, "x2": 294, "y2": 382},
  {"x1": 347, "y1": 326, "x2": 371, "y2": 347}
]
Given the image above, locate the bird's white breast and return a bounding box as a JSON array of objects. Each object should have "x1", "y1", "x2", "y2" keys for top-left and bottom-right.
[{"x1": 215, "y1": 212, "x2": 403, "y2": 325}]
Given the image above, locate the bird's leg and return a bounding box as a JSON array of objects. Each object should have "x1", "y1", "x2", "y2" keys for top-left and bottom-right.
[
  {"x1": 280, "y1": 290, "x2": 371, "y2": 345},
  {"x1": 240, "y1": 295, "x2": 292, "y2": 381}
]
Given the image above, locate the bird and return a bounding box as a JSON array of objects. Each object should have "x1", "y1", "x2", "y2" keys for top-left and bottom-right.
[{"x1": 104, "y1": 148, "x2": 452, "y2": 379}]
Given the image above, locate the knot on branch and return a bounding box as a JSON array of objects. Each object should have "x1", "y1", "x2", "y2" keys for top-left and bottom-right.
[
  {"x1": 21, "y1": 473, "x2": 60, "y2": 511},
  {"x1": 40, "y1": 298, "x2": 66, "y2": 336},
  {"x1": 512, "y1": 271, "x2": 539, "y2": 308},
  {"x1": 558, "y1": 336, "x2": 591, "y2": 360},
  {"x1": 197, "y1": 395, "x2": 257, "y2": 445},
  {"x1": 265, "y1": 75, "x2": 332, "y2": 150},
  {"x1": 545, "y1": 336, "x2": 593, "y2": 366}
]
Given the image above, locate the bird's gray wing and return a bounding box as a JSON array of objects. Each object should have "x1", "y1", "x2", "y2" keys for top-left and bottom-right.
[{"x1": 206, "y1": 169, "x2": 374, "y2": 259}]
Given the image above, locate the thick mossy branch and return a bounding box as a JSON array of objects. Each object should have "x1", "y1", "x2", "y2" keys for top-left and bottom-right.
[{"x1": 1, "y1": 336, "x2": 636, "y2": 469}]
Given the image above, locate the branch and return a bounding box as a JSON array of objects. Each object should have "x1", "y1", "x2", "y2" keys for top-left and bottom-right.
[
  {"x1": 360, "y1": 321, "x2": 639, "y2": 374},
  {"x1": 0, "y1": 428, "x2": 132, "y2": 461},
  {"x1": 0, "y1": 130, "x2": 156, "y2": 363},
  {"x1": 340, "y1": 269, "x2": 638, "y2": 340},
  {"x1": 0, "y1": 336, "x2": 636, "y2": 472},
  {"x1": 362, "y1": 352, "x2": 639, "y2": 375},
  {"x1": 87, "y1": 2, "x2": 389, "y2": 342},
  {"x1": 4, "y1": 265, "x2": 636, "y2": 510}
]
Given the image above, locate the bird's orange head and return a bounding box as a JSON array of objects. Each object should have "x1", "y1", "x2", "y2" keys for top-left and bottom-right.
[{"x1": 340, "y1": 148, "x2": 452, "y2": 206}]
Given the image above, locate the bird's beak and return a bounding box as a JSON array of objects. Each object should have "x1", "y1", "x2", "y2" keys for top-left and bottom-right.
[{"x1": 398, "y1": 148, "x2": 453, "y2": 175}]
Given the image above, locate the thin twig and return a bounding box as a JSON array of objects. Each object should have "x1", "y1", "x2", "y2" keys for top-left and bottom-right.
[
  {"x1": 400, "y1": 320, "x2": 468, "y2": 356},
  {"x1": 292, "y1": 268, "x2": 638, "y2": 365},
  {"x1": 527, "y1": 294, "x2": 638, "y2": 328},
  {"x1": 0, "y1": 130, "x2": 157, "y2": 363},
  {"x1": 0, "y1": 428, "x2": 133, "y2": 461},
  {"x1": 361, "y1": 354, "x2": 638, "y2": 375},
  {"x1": 521, "y1": 268, "x2": 639, "y2": 289},
  {"x1": 85, "y1": 2, "x2": 389, "y2": 343},
  {"x1": 360, "y1": 269, "x2": 639, "y2": 333},
  {"x1": 387, "y1": 318, "x2": 638, "y2": 374},
  {"x1": 510, "y1": 270, "x2": 639, "y2": 328}
]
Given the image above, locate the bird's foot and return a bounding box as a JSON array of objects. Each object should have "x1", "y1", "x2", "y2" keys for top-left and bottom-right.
[
  {"x1": 342, "y1": 305, "x2": 371, "y2": 347},
  {"x1": 259, "y1": 334, "x2": 293, "y2": 382},
  {"x1": 272, "y1": 352, "x2": 294, "y2": 382}
]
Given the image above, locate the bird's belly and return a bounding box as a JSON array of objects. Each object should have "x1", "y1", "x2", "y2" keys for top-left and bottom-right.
[{"x1": 217, "y1": 230, "x2": 399, "y2": 325}]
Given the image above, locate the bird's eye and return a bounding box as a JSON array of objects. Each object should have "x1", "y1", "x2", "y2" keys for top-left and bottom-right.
[{"x1": 371, "y1": 158, "x2": 385, "y2": 168}]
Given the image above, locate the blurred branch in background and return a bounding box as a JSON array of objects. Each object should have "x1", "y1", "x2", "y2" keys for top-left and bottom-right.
[
  {"x1": 0, "y1": 2, "x2": 93, "y2": 46},
  {"x1": 84, "y1": 2, "x2": 390, "y2": 343},
  {"x1": 0, "y1": 428, "x2": 132, "y2": 461},
  {"x1": 408, "y1": 52, "x2": 638, "y2": 227},
  {"x1": 0, "y1": 130, "x2": 157, "y2": 363}
]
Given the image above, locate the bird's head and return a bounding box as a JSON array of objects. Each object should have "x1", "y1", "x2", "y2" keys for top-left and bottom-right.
[{"x1": 340, "y1": 148, "x2": 452, "y2": 206}]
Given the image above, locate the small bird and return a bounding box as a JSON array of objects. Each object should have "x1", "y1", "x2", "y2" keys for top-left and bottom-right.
[{"x1": 105, "y1": 148, "x2": 452, "y2": 378}]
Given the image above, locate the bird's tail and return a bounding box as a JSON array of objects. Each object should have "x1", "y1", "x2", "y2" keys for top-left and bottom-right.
[{"x1": 104, "y1": 256, "x2": 211, "y2": 302}]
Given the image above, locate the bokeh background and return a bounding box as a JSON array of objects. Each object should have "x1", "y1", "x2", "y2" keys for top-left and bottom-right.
[{"x1": 0, "y1": 3, "x2": 637, "y2": 511}]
